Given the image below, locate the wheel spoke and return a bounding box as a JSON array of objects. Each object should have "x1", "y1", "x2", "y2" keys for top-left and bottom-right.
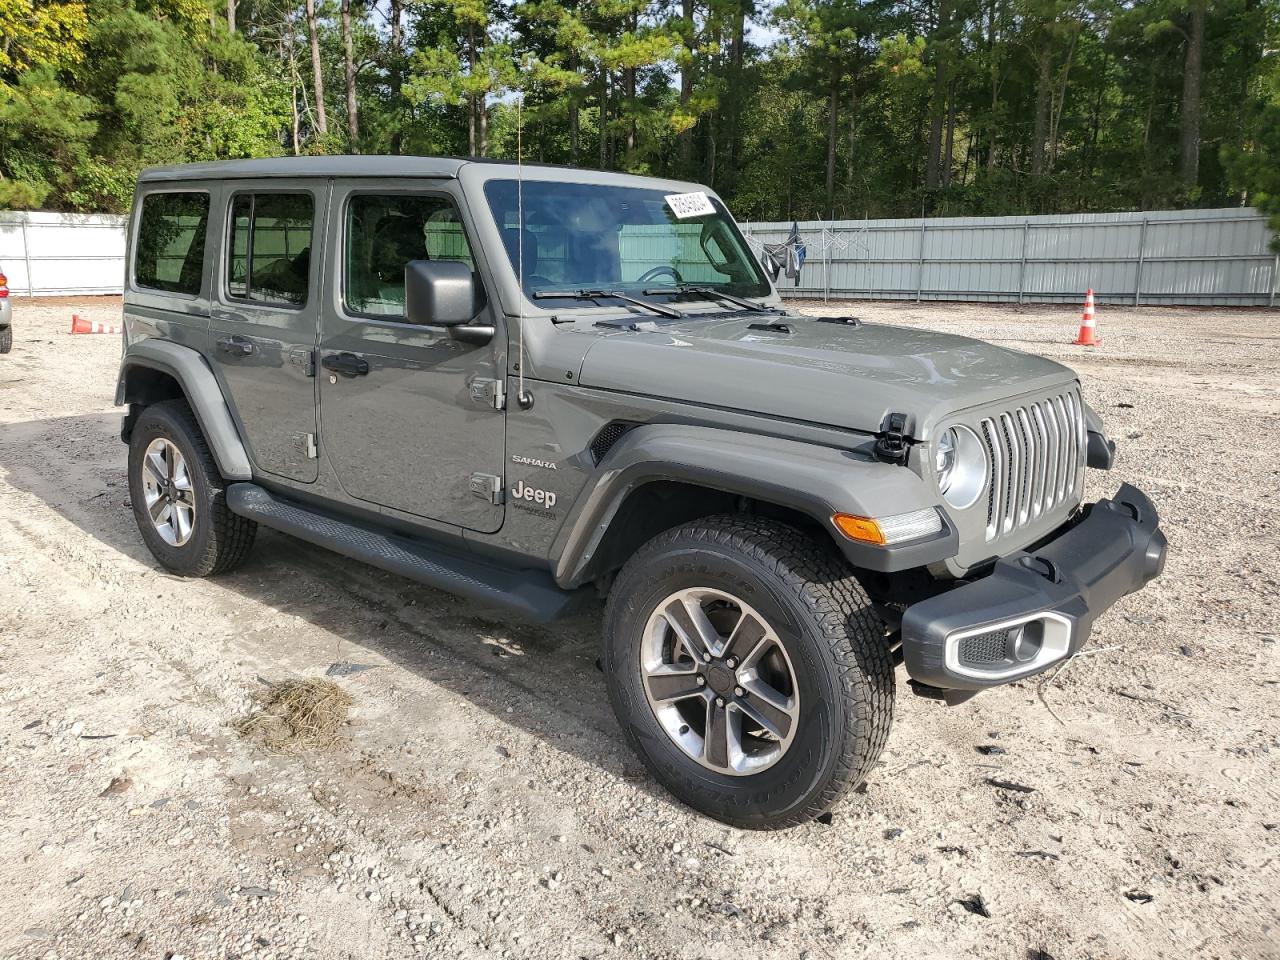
[
  {"x1": 174, "y1": 503, "x2": 193, "y2": 542},
  {"x1": 645, "y1": 666, "x2": 703, "y2": 703},
  {"x1": 148, "y1": 494, "x2": 170, "y2": 524},
  {"x1": 145, "y1": 450, "x2": 167, "y2": 486},
  {"x1": 173, "y1": 458, "x2": 192, "y2": 492},
  {"x1": 723, "y1": 612, "x2": 769, "y2": 666},
  {"x1": 704, "y1": 698, "x2": 730, "y2": 769},
  {"x1": 738, "y1": 679, "x2": 796, "y2": 740},
  {"x1": 663, "y1": 596, "x2": 723, "y2": 660}
]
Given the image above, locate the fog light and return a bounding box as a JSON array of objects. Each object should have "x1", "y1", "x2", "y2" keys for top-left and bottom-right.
[
  {"x1": 833, "y1": 508, "x2": 942, "y2": 546},
  {"x1": 944, "y1": 613, "x2": 1074, "y2": 681}
]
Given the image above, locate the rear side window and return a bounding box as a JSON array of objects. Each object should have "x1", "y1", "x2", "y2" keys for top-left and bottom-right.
[
  {"x1": 227, "y1": 193, "x2": 314, "y2": 307},
  {"x1": 135, "y1": 192, "x2": 210, "y2": 295},
  {"x1": 344, "y1": 194, "x2": 475, "y2": 319}
]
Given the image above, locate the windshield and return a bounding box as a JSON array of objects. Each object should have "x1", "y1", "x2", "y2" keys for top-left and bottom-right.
[{"x1": 482, "y1": 179, "x2": 771, "y2": 302}]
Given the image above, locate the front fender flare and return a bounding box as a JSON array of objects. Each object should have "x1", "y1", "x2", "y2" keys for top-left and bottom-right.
[
  {"x1": 550, "y1": 424, "x2": 957, "y2": 588},
  {"x1": 116, "y1": 339, "x2": 253, "y2": 480}
]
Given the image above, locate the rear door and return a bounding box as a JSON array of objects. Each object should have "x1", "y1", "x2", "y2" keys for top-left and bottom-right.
[
  {"x1": 210, "y1": 181, "x2": 324, "y2": 483},
  {"x1": 316, "y1": 180, "x2": 506, "y2": 533}
]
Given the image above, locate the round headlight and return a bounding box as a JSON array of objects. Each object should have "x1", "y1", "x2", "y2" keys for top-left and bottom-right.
[{"x1": 935, "y1": 426, "x2": 987, "y2": 510}]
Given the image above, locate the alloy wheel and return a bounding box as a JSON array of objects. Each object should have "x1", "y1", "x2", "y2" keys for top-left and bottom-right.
[
  {"x1": 640, "y1": 587, "x2": 800, "y2": 776},
  {"x1": 140, "y1": 437, "x2": 196, "y2": 547}
]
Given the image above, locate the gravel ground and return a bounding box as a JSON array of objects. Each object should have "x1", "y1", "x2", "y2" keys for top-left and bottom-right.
[{"x1": 1, "y1": 296, "x2": 1277, "y2": 960}]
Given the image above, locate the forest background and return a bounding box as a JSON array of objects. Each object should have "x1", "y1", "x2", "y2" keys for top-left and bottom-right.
[{"x1": 3, "y1": 0, "x2": 1279, "y2": 237}]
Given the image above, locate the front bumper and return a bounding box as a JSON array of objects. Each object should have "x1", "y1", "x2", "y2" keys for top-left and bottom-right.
[{"x1": 901, "y1": 483, "x2": 1166, "y2": 695}]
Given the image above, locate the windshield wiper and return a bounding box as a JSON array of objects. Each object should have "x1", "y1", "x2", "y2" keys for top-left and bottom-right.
[
  {"x1": 533, "y1": 289, "x2": 685, "y2": 320},
  {"x1": 642, "y1": 284, "x2": 775, "y2": 313}
]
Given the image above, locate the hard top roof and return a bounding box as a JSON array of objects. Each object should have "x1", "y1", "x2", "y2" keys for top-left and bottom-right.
[
  {"x1": 135, "y1": 156, "x2": 694, "y2": 188},
  {"x1": 138, "y1": 156, "x2": 470, "y2": 182}
]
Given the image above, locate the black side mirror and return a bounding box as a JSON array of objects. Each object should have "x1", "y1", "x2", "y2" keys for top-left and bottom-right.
[{"x1": 405, "y1": 259, "x2": 482, "y2": 327}]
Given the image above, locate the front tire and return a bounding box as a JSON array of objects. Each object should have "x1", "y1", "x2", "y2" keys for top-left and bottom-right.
[
  {"x1": 603, "y1": 516, "x2": 895, "y2": 829},
  {"x1": 128, "y1": 399, "x2": 256, "y2": 577}
]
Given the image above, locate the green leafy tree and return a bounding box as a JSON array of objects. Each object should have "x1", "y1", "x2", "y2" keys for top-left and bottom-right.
[
  {"x1": 404, "y1": 0, "x2": 518, "y2": 155},
  {"x1": 0, "y1": 67, "x2": 96, "y2": 207}
]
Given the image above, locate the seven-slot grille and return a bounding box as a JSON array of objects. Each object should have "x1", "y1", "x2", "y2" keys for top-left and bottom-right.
[{"x1": 978, "y1": 388, "x2": 1086, "y2": 543}]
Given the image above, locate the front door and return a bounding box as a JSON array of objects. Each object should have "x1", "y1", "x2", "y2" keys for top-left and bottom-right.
[
  {"x1": 210, "y1": 182, "x2": 323, "y2": 483},
  {"x1": 317, "y1": 181, "x2": 505, "y2": 533}
]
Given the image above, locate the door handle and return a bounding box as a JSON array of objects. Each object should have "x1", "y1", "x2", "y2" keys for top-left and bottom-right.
[
  {"x1": 322, "y1": 352, "x2": 370, "y2": 378},
  {"x1": 217, "y1": 336, "x2": 255, "y2": 357}
]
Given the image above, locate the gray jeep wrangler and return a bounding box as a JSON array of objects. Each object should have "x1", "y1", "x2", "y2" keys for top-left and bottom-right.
[{"x1": 116, "y1": 157, "x2": 1167, "y2": 829}]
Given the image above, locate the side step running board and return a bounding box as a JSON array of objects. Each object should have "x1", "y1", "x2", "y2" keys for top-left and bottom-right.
[{"x1": 226, "y1": 483, "x2": 582, "y2": 623}]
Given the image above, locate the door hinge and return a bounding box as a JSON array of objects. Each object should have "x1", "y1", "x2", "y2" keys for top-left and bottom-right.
[
  {"x1": 470, "y1": 377, "x2": 506, "y2": 410},
  {"x1": 290, "y1": 347, "x2": 316, "y2": 377},
  {"x1": 469, "y1": 473, "x2": 504, "y2": 505},
  {"x1": 292, "y1": 432, "x2": 319, "y2": 460}
]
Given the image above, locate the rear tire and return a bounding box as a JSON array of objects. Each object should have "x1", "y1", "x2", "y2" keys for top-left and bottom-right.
[
  {"x1": 603, "y1": 515, "x2": 895, "y2": 829},
  {"x1": 0, "y1": 326, "x2": 11, "y2": 354},
  {"x1": 128, "y1": 399, "x2": 256, "y2": 577}
]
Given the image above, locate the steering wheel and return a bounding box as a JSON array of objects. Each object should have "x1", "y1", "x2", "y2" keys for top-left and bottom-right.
[{"x1": 637, "y1": 265, "x2": 684, "y2": 285}]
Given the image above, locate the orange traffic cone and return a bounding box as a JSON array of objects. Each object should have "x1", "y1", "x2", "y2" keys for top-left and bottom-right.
[
  {"x1": 70, "y1": 314, "x2": 121, "y2": 335},
  {"x1": 1072, "y1": 289, "x2": 1101, "y2": 346}
]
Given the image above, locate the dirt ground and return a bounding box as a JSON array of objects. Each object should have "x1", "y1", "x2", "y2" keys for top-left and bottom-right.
[{"x1": 1, "y1": 296, "x2": 1277, "y2": 960}]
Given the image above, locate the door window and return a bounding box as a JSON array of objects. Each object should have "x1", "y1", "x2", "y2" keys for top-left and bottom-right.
[
  {"x1": 227, "y1": 193, "x2": 315, "y2": 307},
  {"x1": 135, "y1": 192, "x2": 209, "y2": 295},
  {"x1": 344, "y1": 194, "x2": 475, "y2": 319}
]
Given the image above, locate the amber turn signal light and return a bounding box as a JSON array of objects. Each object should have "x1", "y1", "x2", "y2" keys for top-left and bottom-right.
[{"x1": 832, "y1": 514, "x2": 886, "y2": 545}]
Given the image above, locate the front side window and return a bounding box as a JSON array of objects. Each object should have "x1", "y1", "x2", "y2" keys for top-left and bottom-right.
[
  {"x1": 344, "y1": 194, "x2": 475, "y2": 319},
  {"x1": 482, "y1": 180, "x2": 770, "y2": 300},
  {"x1": 135, "y1": 192, "x2": 209, "y2": 295},
  {"x1": 227, "y1": 192, "x2": 314, "y2": 307}
]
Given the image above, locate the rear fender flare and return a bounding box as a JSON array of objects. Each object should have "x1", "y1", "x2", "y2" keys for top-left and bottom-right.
[
  {"x1": 550, "y1": 424, "x2": 957, "y2": 588},
  {"x1": 117, "y1": 339, "x2": 252, "y2": 480}
]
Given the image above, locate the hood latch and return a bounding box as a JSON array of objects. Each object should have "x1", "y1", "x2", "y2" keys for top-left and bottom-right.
[{"x1": 874, "y1": 412, "x2": 914, "y2": 465}]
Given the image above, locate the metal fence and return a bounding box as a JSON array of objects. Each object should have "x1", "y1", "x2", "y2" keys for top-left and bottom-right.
[
  {"x1": 742, "y1": 207, "x2": 1279, "y2": 307},
  {"x1": 0, "y1": 211, "x2": 128, "y2": 297}
]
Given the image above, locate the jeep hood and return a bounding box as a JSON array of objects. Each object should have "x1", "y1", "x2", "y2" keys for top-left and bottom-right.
[{"x1": 576, "y1": 314, "x2": 1077, "y2": 438}]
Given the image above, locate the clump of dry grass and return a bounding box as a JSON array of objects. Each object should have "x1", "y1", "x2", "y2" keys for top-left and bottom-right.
[{"x1": 235, "y1": 678, "x2": 353, "y2": 753}]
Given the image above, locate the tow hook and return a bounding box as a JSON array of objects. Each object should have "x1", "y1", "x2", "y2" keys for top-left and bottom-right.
[{"x1": 874, "y1": 412, "x2": 913, "y2": 465}]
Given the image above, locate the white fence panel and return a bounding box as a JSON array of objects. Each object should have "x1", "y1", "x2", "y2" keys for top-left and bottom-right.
[{"x1": 0, "y1": 211, "x2": 128, "y2": 296}]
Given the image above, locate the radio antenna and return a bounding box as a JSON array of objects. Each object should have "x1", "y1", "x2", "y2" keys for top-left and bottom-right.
[{"x1": 515, "y1": 88, "x2": 532, "y2": 410}]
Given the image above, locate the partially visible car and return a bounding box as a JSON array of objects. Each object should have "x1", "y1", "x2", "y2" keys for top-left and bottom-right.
[{"x1": 0, "y1": 263, "x2": 11, "y2": 353}]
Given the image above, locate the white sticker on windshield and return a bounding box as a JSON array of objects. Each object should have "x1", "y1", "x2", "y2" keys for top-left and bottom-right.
[{"x1": 665, "y1": 191, "x2": 716, "y2": 219}]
